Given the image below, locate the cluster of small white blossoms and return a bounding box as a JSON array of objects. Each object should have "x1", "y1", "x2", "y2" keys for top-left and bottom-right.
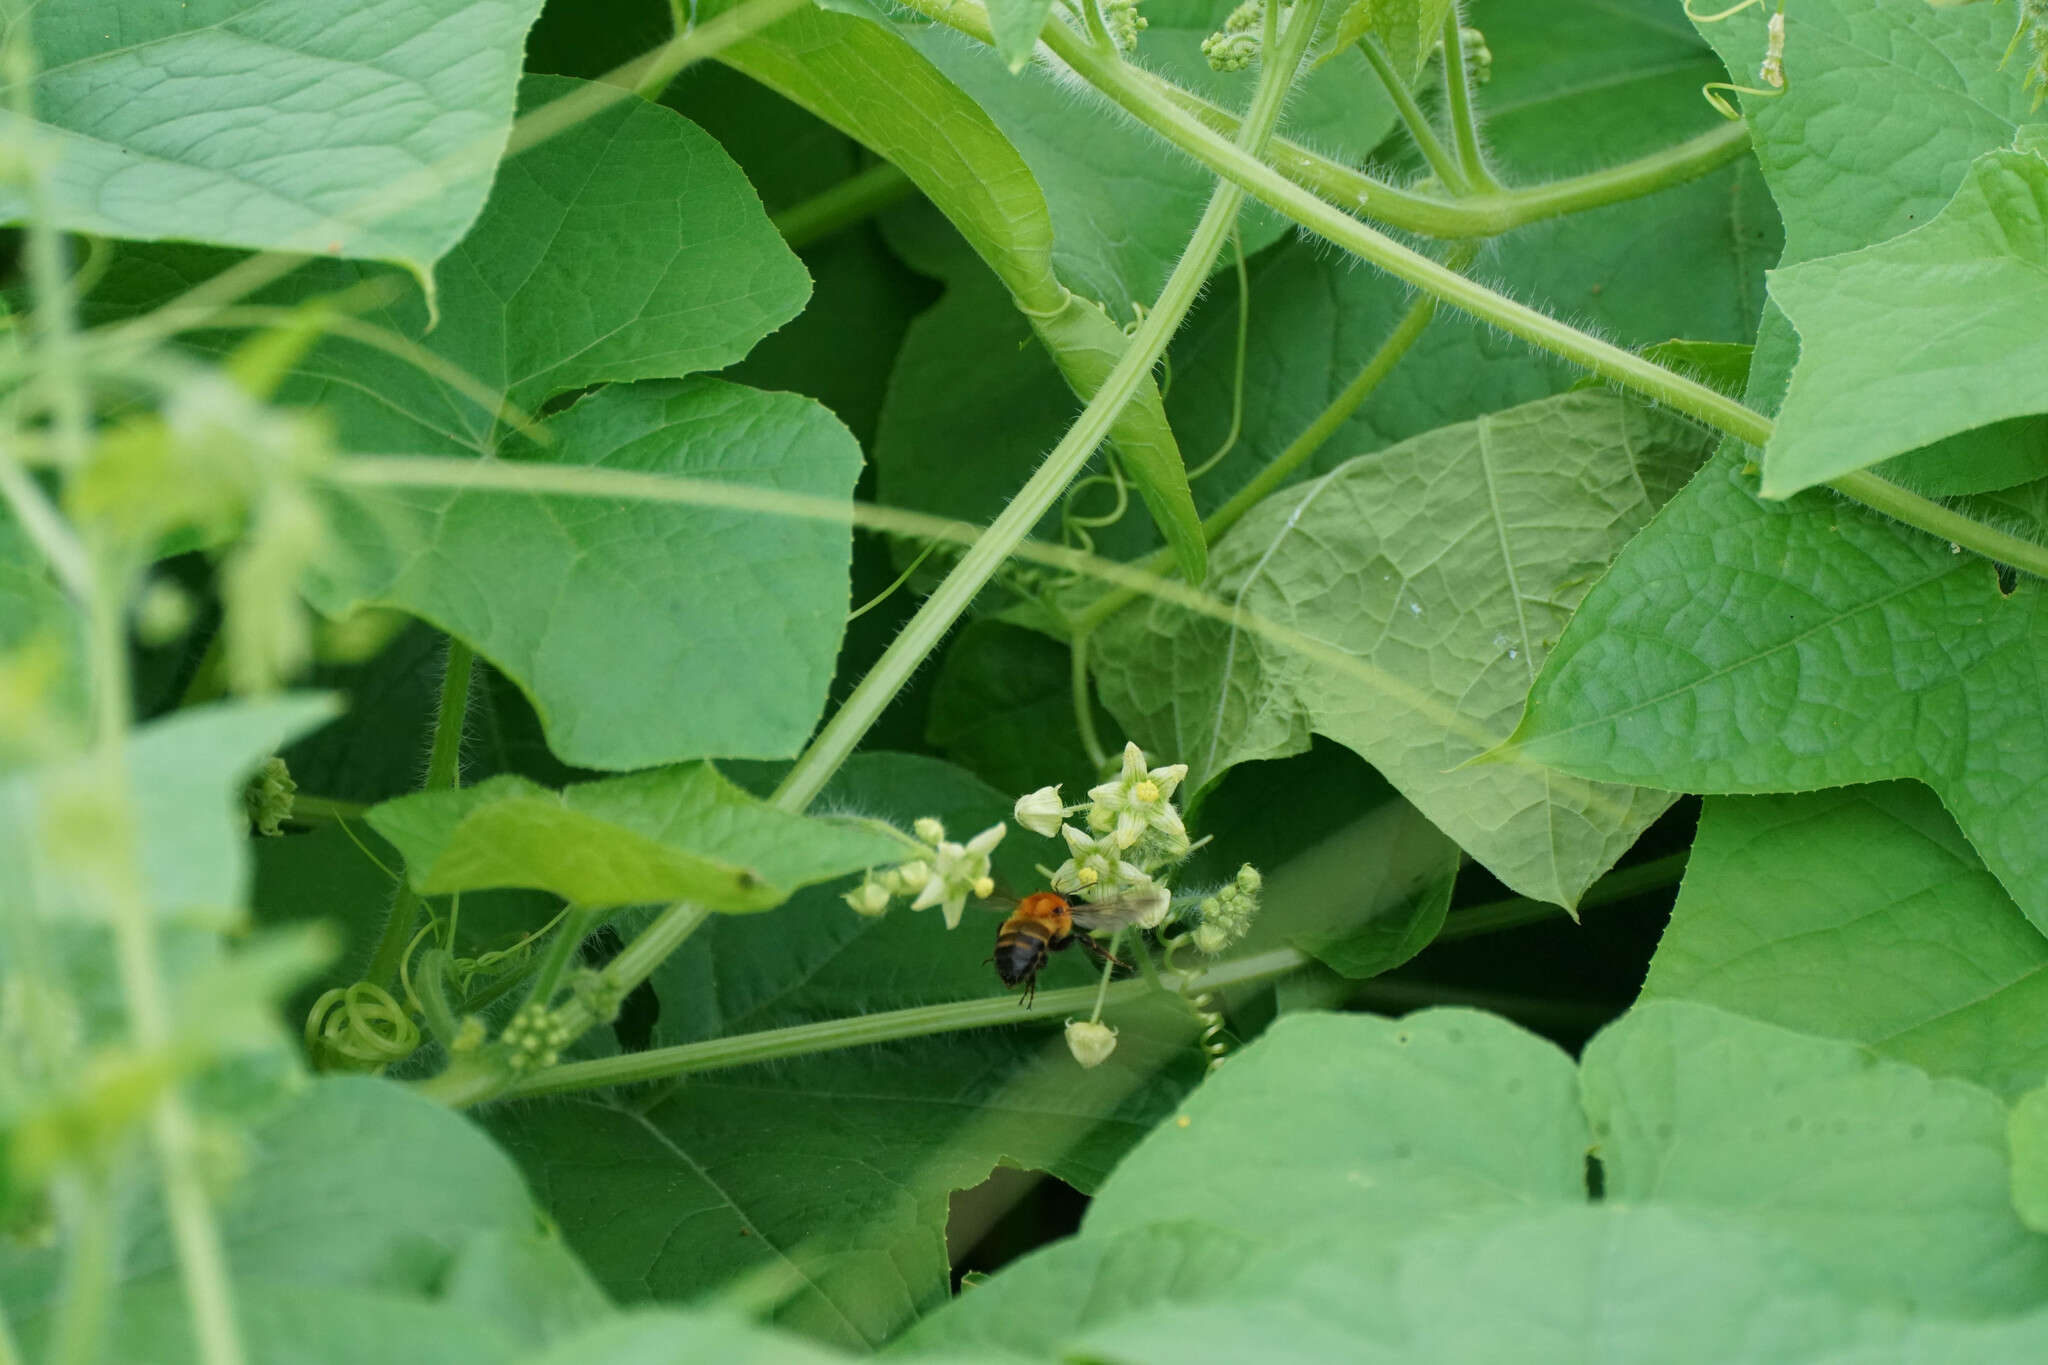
[
  {"x1": 1013, "y1": 741, "x2": 1190, "y2": 903},
  {"x1": 841, "y1": 816, "x2": 1006, "y2": 930}
]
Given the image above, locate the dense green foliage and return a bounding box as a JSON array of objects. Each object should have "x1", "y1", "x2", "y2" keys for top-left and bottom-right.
[{"x1": 5, "y1": 0, "x2": 2048, "y2": 1360}]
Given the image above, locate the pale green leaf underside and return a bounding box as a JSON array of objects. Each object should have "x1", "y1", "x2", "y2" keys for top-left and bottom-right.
[
  {"x1": 1510, "y1": 452, "x2": 2048, "y2": 934},
  {"x1": 1645, "y1": 784, "x2": 2048, "y2": 1098},
  {"x1": 1, "y1": 1077, "x2": 593, "y2": 1362},
  {"x1": 1095, "y1": 389, "x2": 1709, "y2": 907},
  {"x1": 1764, "y1": 150, "x2": 2048, "y2": 495},
  {"x1": 0, "y1": 0, "x2": 545, "y2": 277},
  {"x1": 912, "y1": 1003, "x2": 2048, "y2": 1359},
  {"x1": 316, "y1": 379, "x2": 862, "y2": 770},
  {"x1": 366, "y1": 765, "x2": 904, "y2": 911},
  {"x1": 0, "y1": 696, "x2": 335, "y2": 922}
]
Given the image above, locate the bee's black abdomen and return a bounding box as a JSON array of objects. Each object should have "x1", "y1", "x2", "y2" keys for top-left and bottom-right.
[{"x1": 993, "y1": 925, "x2": 1050, "y2": 986}]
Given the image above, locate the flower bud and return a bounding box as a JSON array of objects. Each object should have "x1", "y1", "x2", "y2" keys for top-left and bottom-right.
[
  {"x1": 913, "y1": 816, "x2": 946, "y2": 845},
  {"x1": 844, "y1": 878, "x2": 892, "y2": 917},
  {"x1": 1065, "y1": 1019, "x2": 1119, "y2": 1068},
  {"x1": 1013, "y1": 785, "x2": 1066, "y2": 838}
]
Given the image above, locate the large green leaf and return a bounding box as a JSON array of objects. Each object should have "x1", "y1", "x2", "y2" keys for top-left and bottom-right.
[
  {"x1": 366, "y1": 764, "x2": 905, "y2": 911},
  {"x1": 487, "y1": 754, "x2": 1206, "y2": 1352},
  {"x1": 1082, "y1": 1009, "x2": 1589, "y2": 1244},
  {"x1": 317, "y1": 378, "x2": 863, "y2": 769},
  {"x1": 1095, "y1": 390, "x2": 1708, "y2": 907},
  {"x1": 1762, "y1": 150, "x2": 2048, "y2": 495},
  {"x1": 1581, "y1": 1003, "x2": 2048, "y2": 1313},
  {"x1": 1644, "y1": 785, "x2": 2048, "y2": 1098},
  {"x1": 1690, "y1": 0, "x2": 2047, "y2": 494},
  {"x1": 88, "y1": 72, "x2": 808, "y2": 456},
  {"x1": 0, "y1": 0, "x2": 545, "y2": 279},
  {"x1": 1, "y1": 1077, "x2": 602, "y2": 1364},
  {"x1": 1511, "y1": 0, "x2": 2048, "y2": 924},
  {"x1": 0, "y1": 697, "x2": 336, "y2": 923},
  {"x1": 901, "y1": 1002, "x2": 2048, "y2": 1360},
  {"x1": 1509, "y1": 455, "x2": 2048, "y2": 932},
  {"x1": 713, "y1": 0, "x2": 1206, "y2": 579}
]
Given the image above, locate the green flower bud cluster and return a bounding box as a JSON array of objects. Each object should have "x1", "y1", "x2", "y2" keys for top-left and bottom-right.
[
  {"x1": 1458, "y1": 25, "x2": 1492, "y2": 84},
  {"x1": 1201, "y1": 0, "x2": 1265, "y2": 71},
  {"x1": 243, "y1": 755, "x2": 296, "y2": 837},
  {"x1": 1187, "y1": 864, "x2": 1263, "y2": 955},
  {"x1": 1103, "y1": 0, "x2": 1148, "y2": 50},
  {"x1": 843, "y1": 818, "x2": 1006, "y2": 929},
  {"x1": 2014, "y1": 0, "x2": 2048, "y2": 108},
  {"x1": 570, "y1": 968, "x2": 625, "y2": 1025},
  {"x1": 502, "y1": 1001, "x2": 574, "y2": 1074}
]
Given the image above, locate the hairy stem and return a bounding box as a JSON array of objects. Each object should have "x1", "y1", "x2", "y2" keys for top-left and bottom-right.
[
  {"x1": 1439, "y1": 8, "x2": 1499, "y2": 192},
  {"x1": 364, "y1": 638, "x2": 473, "y2": 991},
  {"x1": 767, "y1": 0, "x2": 1325, "y2": 815},
  {"x1": 1072, "y1": 631, "x2": 1111, "y2": 770},
  {"x1": 1072, "y1": 251, "x2": 1463, "y2": 636},
  {"x1": 773, "y1": 161, "x2": 919, "y2": 249},
  {"x1": 494, "y1": 948, "x2": 1311, "y2": 1101},
  {"x1": 1358, "y1": 35, "x2": 1468, "y2": 192}
]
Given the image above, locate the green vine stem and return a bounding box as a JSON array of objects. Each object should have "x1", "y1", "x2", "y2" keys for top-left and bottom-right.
[
  {"x1": 492, "y1": 948, "x2": 1312, "y2": 1102},
  {"x1": 363, "y1": 638, "x2": 472, "y2": 992},
  {"x1": 1358, "y1": 35, "x2": 1468, "y2": 192},
  {"x1": 1439, "y1": 8, "x2": 1500, "y2": 193},
  {"x1": 1071, "y1": 244, "x2": 1475, "y2": 637},
  {"x1": 46, "y1": 1177, "x2": 114, "y2": 1365},
  {"x1": 772, "y1": 161, "x2": 919, "y2": 249},
  {"x1": 1437, "y1": 851, "x2": 1691, "y2": 941},
  {"x1": 914, "y1": 0, "x2": 1748, "y2": 241},
  {"x1": 767, "y1": 0, "x2": 1325, "y2": 816}
]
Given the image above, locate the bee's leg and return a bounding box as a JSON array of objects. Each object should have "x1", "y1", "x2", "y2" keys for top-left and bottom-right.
[
  {"x1": 1070, "y1": 931, "x2": 1131, "y2": 973},
  {"x1": 1020, "y1": 975, "x2": 1037, "y2": 1009}
]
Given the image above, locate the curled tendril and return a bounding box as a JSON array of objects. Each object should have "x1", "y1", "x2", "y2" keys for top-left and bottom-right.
[
  {"x1": 1687, "y1": 0, "x2": 1787, "y2": 121},
  {"x1": 305, "y1": 982, "x2": 419, "y2": 1072},
  {"x1": 1164, "y1": 935, "x2": 1231, "y2": 1072}
]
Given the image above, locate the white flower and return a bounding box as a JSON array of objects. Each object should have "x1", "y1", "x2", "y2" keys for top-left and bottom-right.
[
  {"x1": 1065, "y1": 1019, "x2": 1119, "y2": 1068},
  {"x1": 1052, "y1": 824, "x2": 1153, "y2": 896},
  {"x1": 1087, "y1": 742, "x2": 1190, "y2": 851},
  {"x1": 910, "y1": 822, "x2": 1006, "y2": 929},
  {"x1": 1013, "y1": 785, "x2": 1066, "y2": 839}
]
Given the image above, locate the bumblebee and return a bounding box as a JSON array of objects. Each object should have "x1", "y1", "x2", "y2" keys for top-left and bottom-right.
[{"x1": 992, "y1": 887, "x2": 1165, "y2": 1006}]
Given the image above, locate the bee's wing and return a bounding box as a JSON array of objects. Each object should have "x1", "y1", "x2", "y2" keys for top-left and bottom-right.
[{"x1": 1069, "y1": 886, "x2": 1168, "y2": 932}]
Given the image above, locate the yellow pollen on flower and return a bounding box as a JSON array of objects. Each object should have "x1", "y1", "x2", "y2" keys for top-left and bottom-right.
[
  {"x1": 1077, "y1": 866, "x2": 1100, "y2": 886},
  {"x1": 1133, "y1": 779, "x2": 1161, "y2": 804}
]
